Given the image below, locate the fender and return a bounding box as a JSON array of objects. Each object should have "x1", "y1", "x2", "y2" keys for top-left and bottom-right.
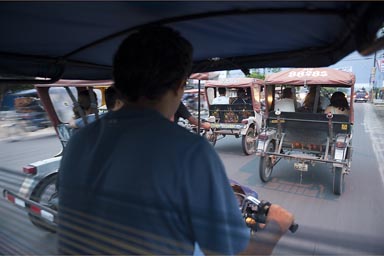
[
  {"x1": 333, "y1": 134, "x2": 351, "y2": 169},
  {"x1": 255, "y1": 129, "x2": 277, "y2": 156},
  {"x1": 240, "y1": 116, "x2": 261, "y2": 136},
  {"x1": 18, "y1": 156, "x2": 61, "y2": 198}
]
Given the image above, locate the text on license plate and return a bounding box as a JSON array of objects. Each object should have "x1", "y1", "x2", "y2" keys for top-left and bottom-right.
[
  {"x1": 294, "y1": 162, "x2": 308, "y2": 172},
  {"x1": 210, "y1": 123, "x2": 243, "y2": 129}
]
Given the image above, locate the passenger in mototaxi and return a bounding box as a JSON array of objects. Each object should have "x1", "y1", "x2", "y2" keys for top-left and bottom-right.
[
  {"x1": 105, "y1": 86, "x2": 124, "y2": 111},
  {"x1": 298, "y1": 86, "x2": 329, "y2": 113},
  {"x1": 274, "y1": 88, "x2": 295, "y2": 112},
  {"x1": 70, "y1": 87, "x2": 123, "y2": 130},
  {"x1": 68, "y1": 90, "x2": 99, "y2": 128},
  {"x1": 58, "y1": 26, "x2": 294, "y2": 255},
  {"x1": 211, "y1": 87, "x2": 229, "y2": 104},
  {"x1": 232, "y1": 88, "x2": 251, "y2": 104},
  {"x1": 324, "y1": 91, "x2": 350, "y2": 115}
]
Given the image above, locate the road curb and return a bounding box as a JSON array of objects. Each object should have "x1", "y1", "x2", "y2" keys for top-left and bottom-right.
[{"x1": 0, "y1": 126, "x2": 56, "y2": 142}]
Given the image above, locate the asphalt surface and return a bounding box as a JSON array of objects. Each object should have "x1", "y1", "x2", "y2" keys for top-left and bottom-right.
[
  {"x1": 373, "y1": 103, "x2": 384, "y2": 119},
  {"x1": 0, "y1": 102, "x2": 384, "y2": 255},
  {"x1": 0, "y1": 124, "x2": 56, "y2": 142}
]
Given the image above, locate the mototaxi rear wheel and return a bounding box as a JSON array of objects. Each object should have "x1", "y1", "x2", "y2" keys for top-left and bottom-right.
[
  {"x1": 242, "y1": 127, "x2": 257, "y2": 155},
  {"x1": 29, "y1": 173, "x2": 58, "y2": 233},
  {"x1": 259, "y1": 141, "x2": 275, "y2": 182},
  {"x1": 332, "y1": 167, "x2": 344, "y2": 195}
]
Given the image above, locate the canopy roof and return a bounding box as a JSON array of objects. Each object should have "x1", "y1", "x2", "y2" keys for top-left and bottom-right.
[
  {"x1": 189, "y1": 72, "x2": 220, "y2": 81},
  {"x1": 0, "y1": 2, "x2": 383, "y2": 83},
  {"x1": 264, "y1": 68, "x2": 356, "y2": 87},
  {"x1": 34, "y1": 80, "x2": 112, "y2": 88},
  {"x1": 205, "y1": 77, "x2": 264, "y2": 88}
]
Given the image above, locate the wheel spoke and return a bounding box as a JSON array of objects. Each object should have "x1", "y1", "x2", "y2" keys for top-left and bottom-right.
[{"x1": 259, "y1": 141, "x2": 275, "y2": 182}]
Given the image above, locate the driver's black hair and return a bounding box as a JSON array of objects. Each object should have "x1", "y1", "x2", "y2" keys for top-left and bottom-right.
[
  {"x1": 113, "y1": 26, "x2": 193, "y2": 102},
  {"x1": 218, "y1": 87, "x2": 226, "y2": 95}
]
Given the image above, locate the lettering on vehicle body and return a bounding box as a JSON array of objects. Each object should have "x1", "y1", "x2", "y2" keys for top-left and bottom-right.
[{"x1": 288, "y1": 68, "x2": 328, "y2": 78}]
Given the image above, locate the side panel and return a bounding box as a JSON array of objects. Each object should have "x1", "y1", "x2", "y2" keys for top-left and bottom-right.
[{"x1": 18, "y1": 157, "x2": 61, "y2": 198}]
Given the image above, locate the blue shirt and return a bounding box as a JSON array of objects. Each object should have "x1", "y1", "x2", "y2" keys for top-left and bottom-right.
[
  {"x1": 58, "y1": 107, "x2": 249, "y2": 255},
  {"x1": 74, "y1": 113, "x2": 101, "y2": 128}
]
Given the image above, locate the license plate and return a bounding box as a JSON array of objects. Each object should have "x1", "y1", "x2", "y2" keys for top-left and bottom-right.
[
  {"x1": 294, "y1": 162, "x2": 308, "y2": 172},
  {"x1": 210, "y1": 123, "x2": 244, "y2": 129},
  {"x1": 257, "y1": 141, "x2": 265, "y2": 151}
]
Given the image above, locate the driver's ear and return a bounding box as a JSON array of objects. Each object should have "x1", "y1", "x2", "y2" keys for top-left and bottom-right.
[{"x1": 173, "y1": 79, "x2": 186, "y2": 96}]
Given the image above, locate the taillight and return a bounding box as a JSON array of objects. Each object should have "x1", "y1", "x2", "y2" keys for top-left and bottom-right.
[
  {"x1": 23, "y1": 165, "x2": 37, "y2": 175},
  {"x1": 30, "y1": 204, "x2": 41, "y2": 214},
  {"x1": 6, "y1": 193, "x2": 15, "y2": 203},
  {"x1": 292, "y1": 142, "x2": 303, "y2": 149},
  {"x1": 258, "y1": 134, "x2": 268, "y2": 140},
  {"x1": 336, "y1": 142, "x2": 347, "y2": 148}
]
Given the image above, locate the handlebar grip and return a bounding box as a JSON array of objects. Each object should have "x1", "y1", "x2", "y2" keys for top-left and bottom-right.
[{"x1": 289, "y1": 223, "x2": 299, "y2": 233}]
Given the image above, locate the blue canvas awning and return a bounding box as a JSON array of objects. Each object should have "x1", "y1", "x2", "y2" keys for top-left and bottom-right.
[{"x1": 0, "y1": 2, "x2": 383, "y2": 83}]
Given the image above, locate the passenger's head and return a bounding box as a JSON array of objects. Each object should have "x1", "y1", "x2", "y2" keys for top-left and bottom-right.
[
  {"x1": 282, "y1": 88, "x2": 292, "y2": 99},
  {"x1": 105, "y1": 86, "x2": 124, "y2": 111},
  {"x1": 330, "y1": 91, "x2": 349, "y2": 110},
  {"x1": 113, "y1": 26, "x2": 193, "y2": 103},
  {"x1": 73, "y1": 90, "x2": 97, "y2": 118},
  {"x1": 237, "y1": 88, "x2": 246, "y2": 98},
  {"x1": 218, "y1": 87, "x2": 226, "y2": 96},
  {"x1": 303, "y1": 86, "x2": 317, "y2": 106}
]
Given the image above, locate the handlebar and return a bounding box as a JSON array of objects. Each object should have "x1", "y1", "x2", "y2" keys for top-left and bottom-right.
[{"x1": 241, "y1": 195, "x2": 298, "y2": 233}]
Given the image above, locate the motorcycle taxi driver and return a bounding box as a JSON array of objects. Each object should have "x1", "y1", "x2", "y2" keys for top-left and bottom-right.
[{"x1": 58, "y1": 25, "x2": 295, "y2": 255}]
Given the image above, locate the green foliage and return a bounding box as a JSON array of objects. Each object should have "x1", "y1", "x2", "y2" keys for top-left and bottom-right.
[
  {"x1": 247, "y1": 72, "x2": 265, "y2": 80},
  {"x1": 247, "y1": 68, "x2": 282, "y2": 80},
  {"x1": 267, "y1": 68, "x2": 282, "y2": 73}
]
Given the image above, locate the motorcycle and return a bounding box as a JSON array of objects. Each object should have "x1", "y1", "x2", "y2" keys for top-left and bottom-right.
[
  {"x1": 3, "y1": 177, "x2": 297, "y2": 234},
  {"x1": 3, "y1": 83, "x2": 297, "y2": 234}
]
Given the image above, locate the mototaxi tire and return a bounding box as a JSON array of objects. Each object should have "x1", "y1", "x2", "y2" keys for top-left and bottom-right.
[
  {"x1": 332, "y1": 167, "x2": 344, "y2": 195},
  {"x1": 259, "y1": 141, "x2": 275, "y2": 182},
  {"x1": 29, "y1": 173, "x2": 58, "y2": 233},
  {"x1": 242, "y1": 126, "x2": 257, "y2": 155}
]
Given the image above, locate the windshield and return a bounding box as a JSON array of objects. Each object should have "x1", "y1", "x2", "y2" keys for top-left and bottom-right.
[{"x1": 49, "y1": 87, "x2": 103, "y2": 123}]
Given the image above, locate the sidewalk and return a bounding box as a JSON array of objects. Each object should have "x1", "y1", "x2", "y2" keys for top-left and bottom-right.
[
  {"x1": 0, "y1": 121, "x2": 56, "y2": 142},
  {"x1": 373, "y1": 99, "x2": 384, "y2": 106},
  {"x1": 373, "y1": 101, "x2": 384, "y2": 119}
]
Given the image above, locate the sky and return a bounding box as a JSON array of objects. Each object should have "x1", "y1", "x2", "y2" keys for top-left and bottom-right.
[
  {"x1": 329, "y1": 51, "x2": 376, "y2": 88},
  {"x1": 225, "y1": 50, "x2": 384, "y2": 90}
]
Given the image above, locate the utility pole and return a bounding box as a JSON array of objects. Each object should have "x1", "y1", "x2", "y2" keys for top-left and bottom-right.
[{"x1": 370, "y1": 51, "x2": 377, "y2": 101}]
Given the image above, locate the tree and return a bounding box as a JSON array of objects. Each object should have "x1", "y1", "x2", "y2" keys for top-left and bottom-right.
[
  {"x1": 247, "y1": 72, "x2": 265, "y2": 80},
  {"x1": 247, "y1": 67, "x2": 282, "y2": 80}
]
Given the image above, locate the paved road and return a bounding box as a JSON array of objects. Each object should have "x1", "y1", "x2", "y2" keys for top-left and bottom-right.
[
  {"x1": 0, "y1": 134, "x2": 61, "y2": 255},
  {"x1": 368, "y1": 104, "x2": 384, "y2": 185},
  {"x1": 0, "y1": 103, "x2": 383, "y2": 255},
  {"x1": 213, "y1": 102, "x2": 384, "y2": 254}
]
